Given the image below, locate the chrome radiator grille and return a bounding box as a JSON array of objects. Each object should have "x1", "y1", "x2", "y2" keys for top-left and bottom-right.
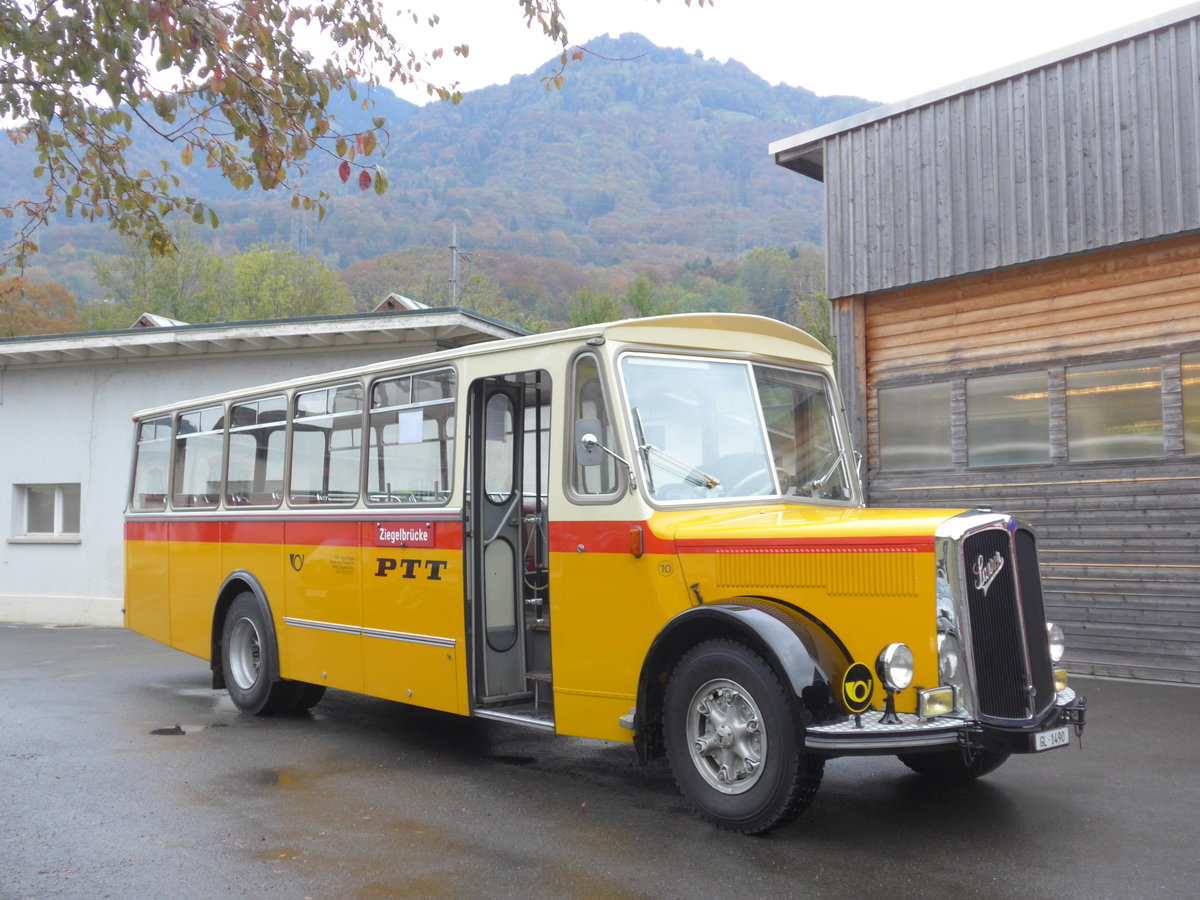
[{"x1": 962, "y1": 526, "x2": 1055, "y2": 721}]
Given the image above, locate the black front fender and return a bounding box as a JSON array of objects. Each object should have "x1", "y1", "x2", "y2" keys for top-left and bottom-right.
[{"x1": 632, "y1": 603, "x2": 839, "y2": 762}]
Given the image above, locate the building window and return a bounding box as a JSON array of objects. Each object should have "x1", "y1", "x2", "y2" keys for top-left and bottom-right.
[
  {"x1": 1066, "y1": 359, "x2": 1163, "y2": 461},
  {"x1": 1183, "y1": 352, "x2": 1200, "y2": 455},
  {"x1": 878, "y1": 382, "x2": 952, "y2": 471},
  {"x1": 966, "y1": 372, "x2": 1050, "y2": 466},
  {"x1": 12, "y1": 483, "x2": 81, "y2": 543}
]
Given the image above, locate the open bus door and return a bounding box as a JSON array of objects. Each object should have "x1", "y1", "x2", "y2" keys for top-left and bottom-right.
[{"x1": 466, "y1": 371, "x2": 552, "y2": 727}]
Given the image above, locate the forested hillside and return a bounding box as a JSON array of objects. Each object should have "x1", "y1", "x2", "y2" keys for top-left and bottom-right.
[
  {"x1": 328, "y1": 33, "x2": 871, "y2": 269},
  {"x1": 5, "y1": 33, "x2": 875, "y2": 328}
]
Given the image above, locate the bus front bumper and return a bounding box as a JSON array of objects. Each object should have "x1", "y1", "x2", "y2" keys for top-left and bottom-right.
[{"x1": 804, "y1": 688, "x2": 1087, "y2": 757}]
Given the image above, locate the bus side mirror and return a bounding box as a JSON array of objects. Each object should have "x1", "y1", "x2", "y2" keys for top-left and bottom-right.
[{"x1": 575, "y1": 418, "x2": 604, "y2": 466}]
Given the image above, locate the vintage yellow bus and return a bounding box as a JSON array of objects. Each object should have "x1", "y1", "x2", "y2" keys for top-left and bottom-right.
[{"x1": 125, "y1": 314, "x2": 1086, "y2": 833}]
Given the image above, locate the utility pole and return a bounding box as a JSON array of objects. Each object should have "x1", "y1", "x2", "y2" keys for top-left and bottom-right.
[
  {"x1": 448, "y1": 224, "x2": 459, "y2": 306},
  {"x1": 291, "y1": 207, "x2": 309, "y2": 254}
]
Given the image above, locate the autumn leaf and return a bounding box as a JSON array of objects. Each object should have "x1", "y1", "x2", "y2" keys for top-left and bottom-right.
[
  {"x1": 358, "y1": 170, "x2": 372, "y2": 191},
  {"x1": 338, "y1": 160, "x2": 351, "y2": 183}
]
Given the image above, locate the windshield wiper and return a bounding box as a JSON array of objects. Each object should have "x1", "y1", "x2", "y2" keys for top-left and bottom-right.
[
  {"x1": 632, "y1": 408, "x2": 720, "y2": 490},
  {"x1": 802, "y1": 450, "x2": 844, "y2": 493}
]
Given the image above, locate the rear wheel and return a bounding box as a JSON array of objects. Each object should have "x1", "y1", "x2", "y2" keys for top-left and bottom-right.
[
  {"x1": 221, "y1": 592, "x2": 302, "y2": 715},
  {"x1": 663, "y1": 639, "x2": 823, "y2": 834},
  {"x1": 294, "y1": 683, "x2": 326, "y2": 711},
  {"x1": 897, "y1": 748, "x2": 1010, "y2": 781}
]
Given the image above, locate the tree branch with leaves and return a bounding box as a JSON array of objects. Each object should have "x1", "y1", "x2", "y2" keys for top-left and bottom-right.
[{"x1": 2, "y1": 0, "x2": 665, "y2": 273}]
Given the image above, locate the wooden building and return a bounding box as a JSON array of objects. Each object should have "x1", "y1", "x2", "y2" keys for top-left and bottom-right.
[{"x1": 771, "y1": 5, "x2": 1200, "y2": 684}]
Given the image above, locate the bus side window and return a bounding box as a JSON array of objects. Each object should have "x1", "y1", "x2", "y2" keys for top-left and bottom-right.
[
  {"x1": 131, "y1": 416, "x2": 172, "y2": 511},
  {"x1": 172, "y1": 405, "x2": 224, "y2": 509},
  {"x1": 367, "y1": 367, "x2": 456, "y2": 505},
  {"x1": 289, "y1": 383, "x2": 363, "y2": 506},
  {"x1": 570, "y1": 354, "x2": 620, "y2": 497},
  {"x1": 226, "y1": 396, "x2": 286, "y2": 507}
]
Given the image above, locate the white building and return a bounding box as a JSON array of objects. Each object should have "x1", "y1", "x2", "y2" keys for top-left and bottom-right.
[{"x1": 0, "y1": 306, "x2": 521, "y2": 626}]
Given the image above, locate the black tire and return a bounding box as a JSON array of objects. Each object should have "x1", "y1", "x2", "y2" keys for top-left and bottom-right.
[
  {"x1": 663, "y1": 639, "x2": 824, "y2": 834},
  {"x1": 897, "y1": 748, "x2": 1011, "y2": 781},
  {"x1": 221, "y1": 592, "x2": 300, "y2": 715},
  {"x1": 293, "y1": 683, "x2": 326, "y2": 711}
]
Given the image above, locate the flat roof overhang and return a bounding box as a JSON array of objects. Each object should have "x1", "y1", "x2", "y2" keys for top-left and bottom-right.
[{"x1": 0, "y1": 308, "x2": 523, "y2": 369}]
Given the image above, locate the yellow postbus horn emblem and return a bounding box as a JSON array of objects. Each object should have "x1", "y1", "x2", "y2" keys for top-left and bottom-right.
[{"x1": 841, "y1": 663, "x2": 874, "y2": 714}]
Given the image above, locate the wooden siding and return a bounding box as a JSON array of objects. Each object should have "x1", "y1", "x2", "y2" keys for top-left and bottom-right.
[
  {"x1": 871, "y1": 463, "x2": 1200, "y2": 684},
  {"x1": 823, "y1": 14, "x2": 1200, "y2": 298},
  {"x1": 863, "y1": 234, "x2": 1200, "y2": 387},
  {"x1": 863, "y1": 236, "x2": 1200, "y2": 684}
]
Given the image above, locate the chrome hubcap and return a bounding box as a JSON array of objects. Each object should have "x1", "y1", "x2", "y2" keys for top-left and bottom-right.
[
  {"x1": 228, "y1": 616, "x2": 262, "y2": 691},
  {"x1": 686, "y1": 678, "x2": 766, "y2": 794}
]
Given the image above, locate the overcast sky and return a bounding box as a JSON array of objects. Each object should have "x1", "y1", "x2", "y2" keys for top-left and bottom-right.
[{"x1": 396, "y1": 0, "x2": 1196, "y2": 106}]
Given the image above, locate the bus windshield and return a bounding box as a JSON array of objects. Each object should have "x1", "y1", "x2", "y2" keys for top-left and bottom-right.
[{"x1": 620, "y1": 354, "x2": 852, "y2": 504}]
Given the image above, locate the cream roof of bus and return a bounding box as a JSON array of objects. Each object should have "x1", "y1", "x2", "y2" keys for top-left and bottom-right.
[
  {"x1": 132, "y1": 313, "x2": 832, "y2": 419},
  {"x1": 599, "y1": 313, "x2": 831, "y2": 362}
]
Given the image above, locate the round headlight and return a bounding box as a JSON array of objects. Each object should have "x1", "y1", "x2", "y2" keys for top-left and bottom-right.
[
  {"x1": 1046, "y1": 622, "x2": 1065, "y2": 663},
  {"x1": 876, "y1": 642, "x2": 914, "y2": 692},
  {"x1": 937, "y1": 632, "x2": 963, "y2": 683}
]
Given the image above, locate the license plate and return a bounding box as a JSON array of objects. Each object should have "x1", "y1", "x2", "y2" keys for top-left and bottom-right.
[{"x1": 1032, "y1": 726, "x2": 1070, "y2": 752}]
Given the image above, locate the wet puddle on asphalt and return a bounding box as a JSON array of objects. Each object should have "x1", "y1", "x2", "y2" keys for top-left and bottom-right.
[{"x1": 147, "y1": 684, "x2": 244, "y2": 734}]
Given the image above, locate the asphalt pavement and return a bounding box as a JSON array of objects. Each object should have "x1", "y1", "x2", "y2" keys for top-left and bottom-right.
[{"x1": 1, "y1": 624, "x2": 1197, "y2": 899}]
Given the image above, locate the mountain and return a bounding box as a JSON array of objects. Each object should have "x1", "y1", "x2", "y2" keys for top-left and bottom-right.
[{"x1": 10, "y1": 33, "x2": 876, "y2": 302}]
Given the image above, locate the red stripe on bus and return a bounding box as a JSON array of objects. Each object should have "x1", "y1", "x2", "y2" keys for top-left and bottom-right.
[
  {"x1": 125, "y1": 520, "x2": 169, "y2": 541},
  {"x1": 125, "y1": 516, "x2": 463, "y2": 550},
  {"x1": 546, "y1": 523, "x2": 931, "y2": 555},
  {"x1": 222, "y1": 519, "x2": 285, "y2": 544},
  {"x1": 170, "y1": 521, "x2": 221, "y2": 543},
  {"x1": 126, "y1": 517, "x2": 931, "y2": 556},
  {"x1": 675, "y1": 536, "x2": 935, "y2": 553},
  {"x1": 548, "y1": 521, "x2": 676, "y2": 555},
  {"x1": 284, "y1": 521, "x2": 361, "y2": 547}
]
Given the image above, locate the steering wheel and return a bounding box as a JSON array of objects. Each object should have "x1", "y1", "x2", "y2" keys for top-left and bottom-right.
[{"x1": 728, "y1": 467, "x2": 777, "y2": 496}]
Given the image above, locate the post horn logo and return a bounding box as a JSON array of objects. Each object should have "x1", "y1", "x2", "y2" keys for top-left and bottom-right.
[
  {"x1": 841, "y1": 662, "x2": 874, "y2": 714},
  {"x1": 289, "y1": 553, "x2": 305, "y2": 572}
]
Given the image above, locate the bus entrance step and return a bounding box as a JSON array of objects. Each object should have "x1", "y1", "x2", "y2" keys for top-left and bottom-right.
[{"x1": 526, "y1": 669, "x2": 553, "y2": 710}]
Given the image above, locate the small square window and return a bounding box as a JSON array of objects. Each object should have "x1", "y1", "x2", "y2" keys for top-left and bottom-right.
[
  {"x1": 967, "y1": 372, "x2": 1050, "y2": 466},
  {"x1": 12, "y1": 483, "x2": 81, "y2": 543},
  {"x1": 878, "y1": 382, "x2": 953, "y2": 471},
  {"x1": 1066, "y1": 359, "x2": 1163, "y2": 461}
]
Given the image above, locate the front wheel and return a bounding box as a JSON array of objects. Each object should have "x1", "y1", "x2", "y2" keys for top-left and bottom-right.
[
  {"x1": 221, "y1": 592, "x2": 302, "y2": 715},
  {"x1": 897, "y1": 748, "x2": 1010, "y2": 781},
  {"x1": 663, "y1": 639, "x2": 824, "y2": 834}
]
